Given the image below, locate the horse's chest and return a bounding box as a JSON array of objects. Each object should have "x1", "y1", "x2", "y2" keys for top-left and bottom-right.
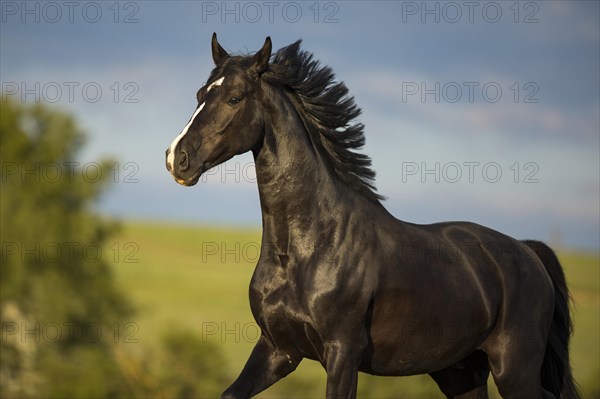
[{"x1": 249, "y1": 269, "x2": 323, "y2": 360}]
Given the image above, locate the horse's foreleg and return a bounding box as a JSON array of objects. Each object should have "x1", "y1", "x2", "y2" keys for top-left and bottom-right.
[
  {"x1": 324, "y1": 341, "x2": 360, "y2": 399},
  {"x1": 221, "y1": 335, "x2": 301, "y2": 399}
]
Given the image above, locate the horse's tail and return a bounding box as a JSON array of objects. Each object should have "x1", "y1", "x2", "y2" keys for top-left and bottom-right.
[{"x1": 522, "y1": 240, "x2": 580, "y2": 399}]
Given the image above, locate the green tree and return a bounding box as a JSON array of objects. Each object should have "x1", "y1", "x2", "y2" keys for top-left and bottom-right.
[
  {"x1": 0, "y1": 98, "x2": 132, "y2": 397},
  {"x1": 1, "y1": 98, "x2": 231, "y2": 398}
]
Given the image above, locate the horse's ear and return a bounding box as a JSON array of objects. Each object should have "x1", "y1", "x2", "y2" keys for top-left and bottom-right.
[
  {"x1": 211, "y1": 32, "x2": 229, "y2": 65},
  {"x1": 250, "y1": 36, "x2": 272, "y2": 77}
]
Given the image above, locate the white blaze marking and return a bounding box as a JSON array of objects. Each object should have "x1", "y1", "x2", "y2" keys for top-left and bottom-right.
[
  {"x1": 167, "y1": 77, "x2": 225, "y2": 171},
  {"x1": 167, "y1": 103, "x2": 204, "y2": 168},
  {"x1": 207, "y1": 76, "x2": 225, "y2": 92}
]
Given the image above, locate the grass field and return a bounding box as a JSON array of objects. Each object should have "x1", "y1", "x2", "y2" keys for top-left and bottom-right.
[{"x1": 108, "y1": 220, "x2": 600, "y2": 398}]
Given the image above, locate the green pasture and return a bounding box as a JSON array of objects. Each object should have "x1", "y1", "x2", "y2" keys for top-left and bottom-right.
[{"x1": 108, "y1": 220, "x2": 600, "y2": 398}]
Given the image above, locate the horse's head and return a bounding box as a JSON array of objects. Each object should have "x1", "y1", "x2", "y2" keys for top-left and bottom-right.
[{"x1": 166, "y1": 33, "x2": 271, "y2": 186}]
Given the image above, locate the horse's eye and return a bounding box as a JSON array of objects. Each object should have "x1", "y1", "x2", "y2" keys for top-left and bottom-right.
[{"x1": 227, "y1": 97, "x2": 241, "y2": 106}]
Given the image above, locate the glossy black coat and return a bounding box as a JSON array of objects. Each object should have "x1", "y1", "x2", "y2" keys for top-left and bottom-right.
[{"x1": 166, "y1": 34, "x2": 579, "y2": 399}]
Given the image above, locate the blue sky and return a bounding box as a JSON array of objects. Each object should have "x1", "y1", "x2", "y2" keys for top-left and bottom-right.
[{"x1": 2, "y1": 1, "x2": 599, "y2": 249}]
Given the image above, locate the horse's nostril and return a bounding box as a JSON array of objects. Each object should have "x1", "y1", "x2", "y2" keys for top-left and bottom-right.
[
  {"x1": 179, "y1": 150, "x2": 189, "y2": 171},
  {"x1": 179, "y1": 151, "x2": 187, "y2": 165}
]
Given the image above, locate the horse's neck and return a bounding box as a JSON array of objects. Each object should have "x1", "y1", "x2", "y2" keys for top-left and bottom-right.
[{"x1": 253, "y1": 93, "x2": 350, "y2": 254}]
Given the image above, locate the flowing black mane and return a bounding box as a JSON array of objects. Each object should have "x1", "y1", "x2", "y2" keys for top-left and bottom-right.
[{"x1": 263, "y1": 41, "x2": 384, "y2": 202}]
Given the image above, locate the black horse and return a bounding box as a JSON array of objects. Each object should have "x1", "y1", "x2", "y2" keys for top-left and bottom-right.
[{"x1": 165, "y1": 34, "x2": 579, "y2": 399}]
